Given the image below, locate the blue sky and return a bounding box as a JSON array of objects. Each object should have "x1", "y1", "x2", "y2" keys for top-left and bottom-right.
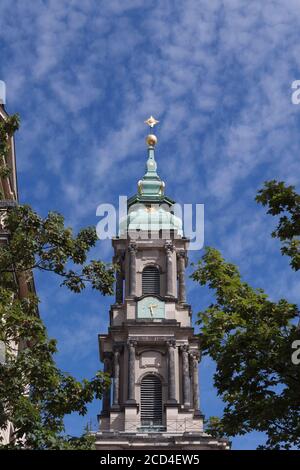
[{"x1": 1, "y1": 0, "x2": 300, "y2": 450}]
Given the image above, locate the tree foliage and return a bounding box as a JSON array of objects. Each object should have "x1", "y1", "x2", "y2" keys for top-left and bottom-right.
[
  {"x1": 192, "y1": 181, "x2": 300, "y2": 449},
  {"x1": 256, "y1": 180, "x2": 300, "y2": 271},
  {"x1": 0, "y1": 205, "x2": 115, "y2": 294},
  {"x1": 0, "y1": 206, "x2": 115, "y2": 449},
  {"x1": 191, "y1": 246, "x2": 300, "y2": 449}
]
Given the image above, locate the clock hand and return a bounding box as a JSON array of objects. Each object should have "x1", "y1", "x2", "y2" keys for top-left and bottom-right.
[{"x1": 148, "y1": 304, "x2": 157, "y2": 317}]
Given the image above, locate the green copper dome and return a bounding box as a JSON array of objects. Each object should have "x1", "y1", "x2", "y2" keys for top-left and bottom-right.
[{"x1": 119, "y1": 204, "x2": 183, "y2": 236}]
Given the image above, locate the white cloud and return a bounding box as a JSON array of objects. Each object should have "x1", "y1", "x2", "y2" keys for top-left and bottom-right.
[{"x1": 1, "y1": 0, "x2": 300, "y2": 447}]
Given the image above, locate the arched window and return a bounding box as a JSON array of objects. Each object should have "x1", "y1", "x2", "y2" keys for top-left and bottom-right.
[
  {"x1": 142, "y1": 266, "x2": 160, "y2": 295},
  {"x1": 140, "y1": 374, "x2": 163, "y2": 428}
]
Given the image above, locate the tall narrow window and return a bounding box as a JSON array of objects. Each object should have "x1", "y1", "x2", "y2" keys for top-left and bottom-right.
[
  {"x1": 142, "y1": 266, "x2": 160, "y2": 295},
  {"x1": 140, "y1": 374, "x2": 163, "y2": 428}
]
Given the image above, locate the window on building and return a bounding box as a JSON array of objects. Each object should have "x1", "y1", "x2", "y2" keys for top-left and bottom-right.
[
  {"x1": 142, "y1": 266, "x2": 160, "y2": 295},
  {"x1": 140, "y1": 374, "x2": 163, "y2": 428}
]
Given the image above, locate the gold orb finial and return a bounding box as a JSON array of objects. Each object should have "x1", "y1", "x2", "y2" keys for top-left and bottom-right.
[
  {"x1": 145, "y1": 116, "x2": 159, "y2": 147},
  {"x1": 146, "y1": 134, "x2": 158, "y2": 146},
  {"x1": 144, "y1": 115, "x2": 159, "y2": 128}
]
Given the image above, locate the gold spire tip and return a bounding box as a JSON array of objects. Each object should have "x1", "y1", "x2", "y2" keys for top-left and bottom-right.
[{"x1": 144, "y1": 115, "x2": 159, "y2": 128}]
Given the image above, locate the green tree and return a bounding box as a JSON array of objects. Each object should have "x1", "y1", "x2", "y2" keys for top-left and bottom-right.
[
  {"x1": 0, "y1": 115, "x2": 115, "y2": 449},
  {"x1": 191, "y1": 184, "x2": 300, "y2": 449},
  {"x1": 191, "y1": 247, "x2": 300, "y2": 449},
  {"x1": 0, "y1": 205, "x2": 115, "y2": 449},
  {"x1": 256, "y1": 180, "x2": 300, "y2": 271}
]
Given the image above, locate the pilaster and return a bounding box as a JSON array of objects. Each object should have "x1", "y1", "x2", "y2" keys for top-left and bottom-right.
[
  {"x1": 177, "y1": 251, "x2": 186, "y2": 303},
  {"x1": 128, "y1": 242, "x2": 137, "y2": 297},
  {"x1": 181, "y1": 344, "x2": 191, "y2": 408},
  {"x1": 112, "y1": 345, "x2": 122, "y2": 409},
  {"x1": 127, "y1": 339, "x2": 137, "y2": 404},
  {"x1": 165, "y1": 241, "x2": 174, "y2": 297},
  {"x1": 167, "y1": 339, "x2": 177, "y2": 404}
]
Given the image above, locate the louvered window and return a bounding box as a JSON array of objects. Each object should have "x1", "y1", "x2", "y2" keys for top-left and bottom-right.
[
  {"x1": 142, "y1": 266, "x2": 160, "y2": 295},
  {"x1": 140, "y1": 374, "x2": 163, "y2": 427}
]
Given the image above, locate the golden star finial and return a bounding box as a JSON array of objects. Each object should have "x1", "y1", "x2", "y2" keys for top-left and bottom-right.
[{"x1": 144, "y1": 115, "x2": 159, "y2": 128}]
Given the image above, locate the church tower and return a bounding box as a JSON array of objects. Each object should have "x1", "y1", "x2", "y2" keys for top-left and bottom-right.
[{"x1": 95, "y1": 117, "x2": 228, "y2": 450}]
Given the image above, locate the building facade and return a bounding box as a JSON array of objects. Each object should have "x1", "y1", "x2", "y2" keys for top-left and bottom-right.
[
  {"x1": 0, "y1": 102, "x2": 19, "y2": 445},
  {"x1": 95, "y1": 118, "x2": 228, "y2": 450},
  {"x1": 0, "y1": 101, "x2": 36, "y2": 445}
]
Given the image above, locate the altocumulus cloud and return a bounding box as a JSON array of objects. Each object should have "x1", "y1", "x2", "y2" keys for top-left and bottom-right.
[{"x1": 0, "y1": 0, "x2": 299, "y2": 448}]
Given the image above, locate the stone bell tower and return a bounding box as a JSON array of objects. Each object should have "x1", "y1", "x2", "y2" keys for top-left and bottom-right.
[{"x1": 95, "y1": 117, "x2": 228, "y2": 450}]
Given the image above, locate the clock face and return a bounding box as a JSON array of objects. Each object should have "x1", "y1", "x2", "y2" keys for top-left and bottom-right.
[{"x1": 137, "y1": 296, "x2": 165, "y2": 319}]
